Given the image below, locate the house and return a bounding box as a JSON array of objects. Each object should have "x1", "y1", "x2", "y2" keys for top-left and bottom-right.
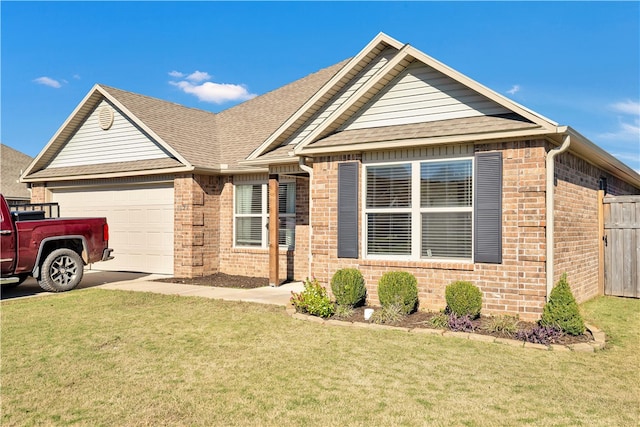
[
  {"x1": 1, "y1": 144, "x2": 32, "y2": 204},
  {"x1": 21, "y1": 33, "x2": 640, "y2": 320}
]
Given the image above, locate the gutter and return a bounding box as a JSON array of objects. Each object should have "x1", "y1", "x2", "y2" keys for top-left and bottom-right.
[
  {"x1": 545, "y1": 134, "x2": 571, "y2": 300},
  {"x1": 298, "y1": 157, "x2": 314, "y2": 278}
]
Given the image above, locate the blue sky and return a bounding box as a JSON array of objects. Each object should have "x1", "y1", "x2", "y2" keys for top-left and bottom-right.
[{"x1": 2, "y1": 1, "x2": 639, "y2": 171}]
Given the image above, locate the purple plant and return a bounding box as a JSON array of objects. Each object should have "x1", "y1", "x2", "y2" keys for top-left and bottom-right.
[
  {"x1": 448, "y1": 314, "x2": 475, "y2": 332},
  {"x1": 516, "y1": 326, "x2": 562, "y2": 345}
]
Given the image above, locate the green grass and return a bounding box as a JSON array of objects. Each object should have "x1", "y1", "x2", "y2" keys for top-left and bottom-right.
[{"x1": 2, "y1": 290, "x2": 639, "y2": 426}]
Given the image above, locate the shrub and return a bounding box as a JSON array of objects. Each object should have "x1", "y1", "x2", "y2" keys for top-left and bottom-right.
[
  {"x1": 485, "y1": 315, "x2": 520, "y2": 337},
  {"x1": 331, "y1": 268, "x2": 366, "y2": 308},
  {"x1": 428, "y1": 312, "x2": 449, "y2": 329},
  {"x1": 445, "y1": 281, "x2": 482, "y2": 318},
  {"x1": 290, "y1": 277, "x2": 335, "y2": 318},
  {"x1": 516, "y1": 326, "x2": 562, "y2": 345},
  {"x1": 334, "y1": 304, "x2": 355, "y2": 319},
  {"x1": 369, "y1": 303, "x2": 405, "y2": 324},
  {"x1": 448, "y1": 314, "x2": 475, "y2": 332},
  {"x1": 378, "y1": 271, "x2": 418, "y2": 314},
  {"x1": 540, "y1": 273, "x2": 585, "y2": 336}
]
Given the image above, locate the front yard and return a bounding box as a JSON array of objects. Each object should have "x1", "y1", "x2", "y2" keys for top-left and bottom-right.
[{"x1": 1, "y1": 290, "x2": 638, "y2": 426}]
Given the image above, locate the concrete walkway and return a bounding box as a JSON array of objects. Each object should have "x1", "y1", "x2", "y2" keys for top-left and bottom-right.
[{"x1": 2, "y1": 271, "x2": 304, "y2": 306}]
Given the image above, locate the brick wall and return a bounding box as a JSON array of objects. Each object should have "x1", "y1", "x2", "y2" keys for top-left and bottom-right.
[
  {"x1": 217, "y1": 176, "x2": 310, "y2": 283},
  {"x1": 30, "y1": 183, "x2": 47, "y2": 203},
  {"x1": 309, "y1": 141, "x2": 550, "y2": 321},
  {"x1": 174, "y1": 174, "x2": 221, "y2": 278},
  {"x1": 553, "y1": 151, "x2": 637, "y2": 303}
]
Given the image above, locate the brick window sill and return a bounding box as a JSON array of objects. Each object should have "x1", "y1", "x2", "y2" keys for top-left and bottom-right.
[{"x1": 360, "y1": 259, "x2": 475, "y2": 271}]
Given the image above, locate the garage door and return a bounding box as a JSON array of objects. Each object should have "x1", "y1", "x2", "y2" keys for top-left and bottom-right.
[{"x1": 50, "y1": 183, "x2": 174, "y2": 274}]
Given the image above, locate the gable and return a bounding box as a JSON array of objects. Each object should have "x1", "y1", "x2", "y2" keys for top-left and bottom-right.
[
  {"x1": 340, "y1": 60, "x2": 511, "y2": 130},
  {"x1": 281, "y1": 46, "x2": 399, "y2": 147},
  {"x1": 48, "y1": 99, "x2": 173, "y2": 168}
]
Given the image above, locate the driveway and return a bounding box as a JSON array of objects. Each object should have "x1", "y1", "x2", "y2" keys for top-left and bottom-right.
[{"x1": 1, "y1": 271, "x2": 156, "y2": 300}]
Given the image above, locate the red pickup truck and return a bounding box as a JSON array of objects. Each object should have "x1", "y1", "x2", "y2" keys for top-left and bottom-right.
[{"x1": 1, "y1": 194, "x2": 114, "y2": 292}]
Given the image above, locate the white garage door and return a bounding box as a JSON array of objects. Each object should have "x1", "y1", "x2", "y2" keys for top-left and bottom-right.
[{"x1": 51, "y1": 183, "x2": 174, "y2": 274}]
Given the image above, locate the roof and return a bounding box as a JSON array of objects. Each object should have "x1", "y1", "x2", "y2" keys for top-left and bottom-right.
[
  {"x1": 0, "y1": 144, "x2": 32, "y2": 200},
  {"x1": 22, "y1": 60, "x2": 348, "y2": 180},
  {"x1": 21, "y1": 32, "x2": 640, "y2": 189}
]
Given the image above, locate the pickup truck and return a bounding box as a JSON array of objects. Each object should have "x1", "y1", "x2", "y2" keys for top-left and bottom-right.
[{"x1": 1, "y1": 194, "x2": 114, "y2": 292}]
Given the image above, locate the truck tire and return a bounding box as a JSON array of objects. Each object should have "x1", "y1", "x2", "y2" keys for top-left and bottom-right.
[{"x1": 38, "y1": 248, "x2": 84, "y2": 292}]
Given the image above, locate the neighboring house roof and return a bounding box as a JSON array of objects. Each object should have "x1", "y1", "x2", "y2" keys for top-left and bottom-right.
[
  {"x1": 0, "y1": 144, "x2": 32, "y2": 200},
  {"x1": 20, "y1": 32, "x2": 640, "y2": 189}
]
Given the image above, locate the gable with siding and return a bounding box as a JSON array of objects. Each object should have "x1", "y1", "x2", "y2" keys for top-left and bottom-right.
[
  {"x1": 340, "y1": 60, "x2": 510, "y2": 130},
  {"x1": 48, "y1": 100, "x2": 173, "y2": 169}
]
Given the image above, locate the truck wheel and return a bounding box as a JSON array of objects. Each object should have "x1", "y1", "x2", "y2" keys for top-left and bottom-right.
[{"x1": 38, "y1": 249, "x2": 84, "y2": 292}]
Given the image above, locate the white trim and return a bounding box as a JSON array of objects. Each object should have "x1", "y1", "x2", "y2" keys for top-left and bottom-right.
[
  {"x1": 233, "y1": 179, "x2": 296, "y2": 250},
  {"x1": 247, "y1": 33, "x2": 404, "y2": 160},
  {"x1": 362, "y1": 156, "x2": 474, "y2": 262}
]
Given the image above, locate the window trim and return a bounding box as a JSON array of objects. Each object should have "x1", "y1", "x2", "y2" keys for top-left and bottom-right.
[
  {"x1": 233, "y1": 179, "x2": 296, "y2": 250},
  {"x1": 362, "y1": 157, "x2": 474, "y2": 262}
]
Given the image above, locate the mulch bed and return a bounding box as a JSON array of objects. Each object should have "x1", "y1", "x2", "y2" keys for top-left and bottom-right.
[
  {"x1": 155, "y1": 273, "x2": 268, "y2": 289},
  {"x1": 155, "y1": 274, "x2": 592, "y2": 345},
  {"x1": 333, "y1": 306, "x2": 593, "y2": 346}
]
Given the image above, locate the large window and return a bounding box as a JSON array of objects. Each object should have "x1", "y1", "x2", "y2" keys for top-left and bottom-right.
[
  {"x1": 234, "y1": 181, "x2": 296, "y2": 249},
  {"x1": 364, "y1": 158, "x2": 472, "y2": 260}
]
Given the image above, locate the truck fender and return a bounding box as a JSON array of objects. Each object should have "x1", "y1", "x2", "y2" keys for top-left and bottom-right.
[{"x1": 32, "y1": 236, "x2": 89, "y2": 279}]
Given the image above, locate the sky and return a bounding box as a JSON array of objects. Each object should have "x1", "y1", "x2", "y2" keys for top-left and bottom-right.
[{"x1": 1, "y1": 1, "x2": 639, "y2": 172}]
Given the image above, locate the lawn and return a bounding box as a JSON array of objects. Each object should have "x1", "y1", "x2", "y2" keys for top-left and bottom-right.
[{"x1": 1, "y1": 290, "x2": 639, "y2": 426}]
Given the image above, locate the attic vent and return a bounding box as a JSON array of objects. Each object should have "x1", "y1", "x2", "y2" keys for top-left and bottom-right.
[{"x1": 98, "y1": 106, "x2": 114, "y2": 130}]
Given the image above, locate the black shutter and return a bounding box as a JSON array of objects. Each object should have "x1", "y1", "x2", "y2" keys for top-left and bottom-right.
[
  {"x1": 338, "y1": 162, "x2": 359, "y2": 258},
  {"x1": 474, "y1": 152, "x2": 502, "y2": 263}
]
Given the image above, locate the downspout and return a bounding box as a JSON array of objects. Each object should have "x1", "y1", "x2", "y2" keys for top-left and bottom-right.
[
  {"x1": 545, "y1": 134, "x2": 571, "y2": 301},
  {"x1": 299, "y1": 157, "x2": 314, "y2": 279}
]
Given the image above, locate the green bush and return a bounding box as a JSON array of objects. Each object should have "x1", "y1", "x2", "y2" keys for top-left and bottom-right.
[
  {"x1": 540, "y1": 273, "x2": 585, "y2": 335},
  {"x1": 369, "y1": 303, "x2": 405, "y2": 324},
  {"x1": 290, "y1": 277, "x2": 335, "y2": 318},
  {"x1": 331, "y1": 268, "x2": 366, "y2": 307},
  {"x1": 428, "y1": 312, "x2": 449, "y2": 329},
  {"x1": 485, "y1": 315, "x2": 520, "y2": 336},
  {"x1": 445, "y1": 281, "x2": 482, "y2": 318},
  {"x1": 377, "y1": 271, "x2": 418, "y2": 314}
]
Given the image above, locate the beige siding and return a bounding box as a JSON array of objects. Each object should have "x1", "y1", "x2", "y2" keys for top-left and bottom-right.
[
  {"x1": 49, "y1": 100, "x2": 172, "y2": 168},
  {"x1": 283, "y1": 47, "x2": 398, "y2": 147},
  {"x1": 343, "y1": 61, "x2": 510, "y2": 130}
]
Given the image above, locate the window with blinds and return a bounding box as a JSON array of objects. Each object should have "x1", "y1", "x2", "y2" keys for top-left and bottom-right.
[
  {"x1": 234, "y1": 181, "x2": 296, "y2": 249},
  {"x1": 364, "y1": 158, "x2": 473, "y2": 260}
]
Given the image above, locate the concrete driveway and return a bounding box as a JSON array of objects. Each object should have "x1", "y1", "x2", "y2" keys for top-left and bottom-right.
[{"x1": 1, "y1": 270, "x2": 302, "y2": 307}]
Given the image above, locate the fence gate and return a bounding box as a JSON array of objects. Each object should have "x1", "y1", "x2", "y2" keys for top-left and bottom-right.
[{"x1": 603, "y1": 195, "x2": 640, "y2": 297}]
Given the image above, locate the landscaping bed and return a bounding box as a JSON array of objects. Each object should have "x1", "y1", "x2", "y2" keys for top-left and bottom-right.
[
  {"x1": 155, "y1": 273, "x2": 268, "y2": 289},
  {"x1": 329, "y1": 306, "x2": 594, "y2": 346}
]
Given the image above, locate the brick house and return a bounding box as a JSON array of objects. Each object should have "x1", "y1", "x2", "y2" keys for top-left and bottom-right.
[{"x1": 22, "y1": 33, "x2": 640, "y2": 320}]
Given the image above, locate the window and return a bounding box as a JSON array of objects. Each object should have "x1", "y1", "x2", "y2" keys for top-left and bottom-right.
[
  {"x1": 234, "y1": 181, "x2": 296, "y2": 249},
  {"x1": 364, "y1": 158, "x2": 473, "y2": 260}
]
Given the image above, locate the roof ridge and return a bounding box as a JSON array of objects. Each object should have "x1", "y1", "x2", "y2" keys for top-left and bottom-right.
[
  {"x1": 98, "y1": 84, "x2": 219, "y2": 118},
  {"x1": 216, "y1": 59, "x2": 351, "y2": 118}
]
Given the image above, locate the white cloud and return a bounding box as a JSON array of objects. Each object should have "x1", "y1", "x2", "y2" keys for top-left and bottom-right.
[
  {"x1": 610, "y1": 100, "x2": 640, "y2": 116},
  {"x1": 599, "y1": 99, "x2": 640, "y2": 143},
  {"x1": 507, "y1": 85, "x2": 520, "y2": 95},
  {"x1": 186, "y1": 71, "x2": 211, "y2": 83},
  {"x1": 33, "y1": 76, "x2": 62, "y2": 88},
  {"x1": 169, "y1": 70, "x2": 256, "y2": 104},
  {"x1": 73, "y1": 74, "x2": 81, "y2": 80},
  {"x1": 170, "y1": 80, "x2": 256, "y2": 104}
]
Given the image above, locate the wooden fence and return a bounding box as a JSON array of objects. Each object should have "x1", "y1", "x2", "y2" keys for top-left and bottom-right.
[{"x1": 603, "y1": 195, "x2": 640, "y2": 298}]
